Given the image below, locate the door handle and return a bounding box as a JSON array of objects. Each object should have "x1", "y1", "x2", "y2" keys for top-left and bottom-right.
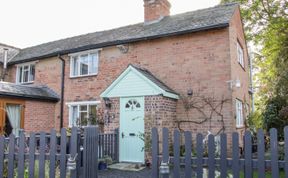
[{"x1": 121, "y1": 132, "x2": 125, "y2": 138}]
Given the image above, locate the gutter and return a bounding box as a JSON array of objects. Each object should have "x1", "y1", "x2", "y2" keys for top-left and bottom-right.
[
  {"x1": 58, "y1": 55, "x2": 65, "y2": 130},
  {"x1": 8, "y1": 23, "x2": 229, "y2": 65}
]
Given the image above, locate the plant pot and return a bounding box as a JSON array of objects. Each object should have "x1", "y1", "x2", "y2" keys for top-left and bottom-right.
[{"x1": 98, "y1": 162, "x2": 107, "y2": 170}]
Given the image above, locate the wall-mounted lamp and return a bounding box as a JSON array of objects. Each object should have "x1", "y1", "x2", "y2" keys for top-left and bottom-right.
[
  {"x1": 103, "y1": 98, "x2": 112, "y2": 108},
  {"x1": 187, "y1": 89, "x2": 193, "y2": 96},
  {"x1": 227, "y1": 79, "x2": 241, "y2": 90}
]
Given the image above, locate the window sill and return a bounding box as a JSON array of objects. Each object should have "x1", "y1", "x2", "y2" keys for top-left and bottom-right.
[
  {"x1": 70, "y1": 74, "x2": 98, "y2": 79},
  {"x1": 17, "y1": 81, "x2": 34, "y2": 85},
  {"x1": 236, "y1": 125, "x2": 245, "y2": 129}
]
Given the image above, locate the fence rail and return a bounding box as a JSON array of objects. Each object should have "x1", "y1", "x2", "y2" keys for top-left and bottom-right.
[{"x1": 152, "y1": 127, "x2": 288, "y2": 178}]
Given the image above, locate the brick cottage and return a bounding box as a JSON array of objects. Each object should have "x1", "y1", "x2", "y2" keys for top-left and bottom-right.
[{"x1": 0, "y1": 0, "x2": 251, "y2": 162}]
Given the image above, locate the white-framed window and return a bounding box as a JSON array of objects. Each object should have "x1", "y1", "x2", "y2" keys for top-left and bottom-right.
[
  {"x1": 70, "y1": 50, "x2": 99, "y2": 77},
  {"x1": 236, "y1": 99, "x2": 244, "y2": 127},
  {"x1": 68, "y1": 101, "x2": 100, "y2": 127},
  {"x1": 16, "y1": 63, "x2": 35, "y2": 84},
  {"x1": 237, "y1": 41, "x2": 244, "y2": 68}
]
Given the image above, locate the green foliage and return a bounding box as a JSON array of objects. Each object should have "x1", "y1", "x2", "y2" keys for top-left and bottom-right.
[{"x1": 246, "y1": 110, "x2": 263, "y2": 132}]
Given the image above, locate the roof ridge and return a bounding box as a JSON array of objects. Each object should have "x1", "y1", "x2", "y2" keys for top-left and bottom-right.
[{"x1": 0, "y1": 43, "x2": 21, "y2": 50}]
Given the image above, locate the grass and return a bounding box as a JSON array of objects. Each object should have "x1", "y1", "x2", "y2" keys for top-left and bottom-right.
[{"x1": 239, "y1": 171, "x2": 285, "y2": 178}]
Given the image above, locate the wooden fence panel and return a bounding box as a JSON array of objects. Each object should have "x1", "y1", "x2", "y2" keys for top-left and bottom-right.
[
  {"x1": 257, "y1": 129, "x2": 265, "y2": 178},
  {"x1": 8, "y1": 134, "x2": 15, "y2": 178},
  {"x1": 285, "y1": 126, "x2": 288, "y2": 178},
  {"x1": 60, "y1": 128, "x2": 67, "y2": 178},
  {"x1": 18, "y1": 132, "x2": 25, "y2": 178},
  {"x1": 162, "y1": 128, "x2": 169, "y2": 178},
  {"x1": 70, "y1": 127, "x2": 78, "y2": 178},
  {"x1": 173, "y1": 129, "x2": 180, "y2": 178},
  {"x1": 196, "y1": 133, "x2": 203, "y2": 178},
  {"x1": 220, "y1": 133, "x2": 227, "y2": 178},
  {"x1": 244, "y1": 131, "x2": 252, "y2": 178},
  {"x1": 208, "y1": 134, "x2": 215, "y2": 178},
  {"x1": 28, "y1": 133, "x2": 36, "y2": 178},
  {"x1": 232, "y1": 132, "x2": 239, "y2": 178},
  {"x1": 49, "y1": 129, "x2": 57, "y2": 178},
  {"x1": 184, "y1": 131, "x2": 192, "y2": 178},
  {"x1": 39, "y1": 132, "x2": 46, "y2": 178},
  {"x1": 270, "y1": 128, "x2": 279, "y2": 178},
  {"x1": 152, "y1": 127, "x2": 159, "y2": 178}
]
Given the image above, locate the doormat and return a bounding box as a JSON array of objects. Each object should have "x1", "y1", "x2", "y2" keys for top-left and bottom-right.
[{"x1": 108, "y1": 163, "x2": 146, "y2": 171}]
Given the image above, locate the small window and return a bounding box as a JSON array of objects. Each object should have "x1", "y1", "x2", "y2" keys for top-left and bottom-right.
[
  {"x1": 236, "y1": 99, "x2": 244, "y2": 127},
  {"x1": 70, "y1": 51, "x2": 99, "y2": 77},
  {"x1": 125, "y1": 99, "x2": 141, "y2": 110},
  {"x1": 69, "y1": 103, "x2": 98, "y2": 127},
  {"x1": 16, "y1": 63, "x2": 35, "y2": 84},
  {"x1": 237, "y1": 41, "x2": 244, "y2": 68}
]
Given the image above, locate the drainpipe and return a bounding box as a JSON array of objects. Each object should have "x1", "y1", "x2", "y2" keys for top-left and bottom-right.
[
  {"x1": 248, "y1": 48, "x2": 254, "y2": 113},
  {"x1": 58, "y1": 54, "x2": 65, "y2": 130},
  {"x1": 1, "y1": 48, "x2": 8, "y2": 81}
]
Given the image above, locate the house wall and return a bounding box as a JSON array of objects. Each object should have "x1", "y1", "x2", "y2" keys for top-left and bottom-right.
[
  {"x1": 5, "y1": 7, "x2": 250, "y2": 147},
  {"x1": 24, "y1": 100, "x2": 56, "y2": 133}
]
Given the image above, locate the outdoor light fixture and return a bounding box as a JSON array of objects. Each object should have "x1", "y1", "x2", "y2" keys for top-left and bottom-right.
[
  {"x1": 227, "y1": 79, "x2": 241, "y2": 90},
  {"x1": 159, "y1": 161, "x2": 170, "y2": 175},
  {"x1": 103, "y1": 98, "x2": 112, "y2": 108},
  {"x1": 67, "y1": 154, "x2": 78, "y2": 171}
]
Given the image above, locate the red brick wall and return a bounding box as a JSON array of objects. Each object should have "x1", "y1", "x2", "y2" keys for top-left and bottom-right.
[{"x1": 24, "y1": 100, "x2": 56, "y2": 133}]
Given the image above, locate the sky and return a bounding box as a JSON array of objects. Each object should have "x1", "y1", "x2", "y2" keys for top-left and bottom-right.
[{"x1": 0, "y1": 0, "x2": 220, "y2": 48}]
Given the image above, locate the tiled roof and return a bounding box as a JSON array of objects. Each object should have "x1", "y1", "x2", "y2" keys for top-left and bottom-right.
[
  {"x1": 131, "y1": 65, "x2": 178, "y2": 95},
  {"x1": 0, "y1": 82, "x2": 60, "y2": 102},
  {"x1": 8, "y1": 3, "x2": 238, "y2": 64}
]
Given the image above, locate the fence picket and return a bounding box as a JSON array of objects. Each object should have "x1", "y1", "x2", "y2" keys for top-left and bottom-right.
[
  {"x1": 39, "y1": 132, "x2": 46, "y2": 178},
  {"x1": 70, "y1": 127, "x2": 78, "y2": 178},
  {"x1": 208, "y1": 134, "x2": 215, "y2": 178},
  {"x1": 196, "y1": 133, "x2": 203, "y2": 178},
  {"x1": 232, "y1": 132, "x2": 239, "y2": 178},
  {"x1": 285, "y1": 126, "x2": 288, "y2": 178},
  {"x1": 28, "y1": 133, "x2": 36, "y2": 178},
  {"x1": 152, "y1": 127, "x2": 159, "y2": 178},
  {"x1": 270, "y1": 128, "x2": 279, "y2": 178},
  {"x1": 184, "y1": 131, "x2": 192, "y2": 178},
  {"x1": 173, "y1": 130, "x2": 180, "y2": 178},
  {"x1": 60, "y1": 128, "x2": 67, "y2": 178},
  {"x1": 162, "y1": 128, "x2": 169, "y2": 178},
  {"x1": 115, "y1": 128, "x2": 119, "y2": 162},
  {"x1": 244, "y1": 131, "x2": 253, "y2": 178},
  {"x1": 8, "y1": 134, "x2": 15, "y2": 178},
  {"x1": 18, "y1": 132, "x2": 25, "y2": 178},
  {"x1": 257, "y1": 129, "x2": 265, "y2": 178},
  {"x1": 0, "y1": 136, "x2": 4, "y2": 178},
  {"x1": 220, "y1": 133, "x2": 227, "y2": 178},
  {"x1": 49, "y1": 129, "x2": 57, "y2": 178}
]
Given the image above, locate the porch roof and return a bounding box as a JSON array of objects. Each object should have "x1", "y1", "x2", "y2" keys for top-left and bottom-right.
[
  {"x1": 0, "y1": 82, "x2": 59, "y2": 102},
  {"x1": 100, "y1": 65, "x2": 179, "y2": 99}
]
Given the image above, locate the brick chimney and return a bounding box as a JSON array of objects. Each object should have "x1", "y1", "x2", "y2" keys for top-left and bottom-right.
[{"x1": 144, "y1": 0, "x2": 171, "y2": 23}]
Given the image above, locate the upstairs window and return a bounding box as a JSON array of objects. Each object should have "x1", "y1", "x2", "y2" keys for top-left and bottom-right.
[
  {"x1": 236, "y1": 99, "x2": 244, "y2": 127},
  {"x1": 16, "y1": 63, "x2": 35, "y2": 84},
  {"x1": 70, "y1": 51, "x2": 99, "y2": 77},
  {"x1": 237, "y1": 41, "x2": 244, "y2": 68}
]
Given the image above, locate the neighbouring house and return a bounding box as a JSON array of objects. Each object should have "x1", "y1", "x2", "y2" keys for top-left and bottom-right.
[{"x1": 0, "y1": 0, "x2": 251, "y2": 163}]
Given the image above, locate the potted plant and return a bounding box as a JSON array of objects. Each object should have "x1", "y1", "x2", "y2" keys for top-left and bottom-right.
[{"x1": 98, "y1": 158, "x2": 107, "y2": 170}]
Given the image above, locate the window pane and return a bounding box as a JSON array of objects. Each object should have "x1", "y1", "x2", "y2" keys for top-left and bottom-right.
[
  {"x1": 80, "y1": 112, "x2": 88, "y2": 126},
  {"x1": 18, "y1": 67, "x2": 23, "y2": 83},
  {"x1": 72, "y1": 56, "x2": 79, "y2": 76},
  {"x1": 80, "y1": 105, "x2": 87, "y2": 111},
  {"x1": 80, "y1": 55, "x2": 88, "y2": 75},
  {"x1": 29, "y1": 64, "x2": 35, "y2": 81},
  {"x1": 71, "y1": 106, "x2": 78, "y2": 126},
  {"x1": 23, "y1": 66, "x2": 29, "y2": 82},
  {"x1": 89, "y1": 105, "x2": 97, "y2": 125},
  {"x1": 89, "y1": 53, "x2": 98, "y2": 74}
]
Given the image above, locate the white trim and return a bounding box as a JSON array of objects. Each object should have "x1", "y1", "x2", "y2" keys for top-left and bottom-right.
[
  {"x1": 16, "y1": 63, "x2": 35, "y2": 84},
  {"x1": 68, "y1": 49, "x2": 102, "y2": 57},
  {"x1": 66, "y1": 100, "x2": 101, "y2": 106},
  {"x1": 235, "y1": 99, "x2": 244, "y2": 127}
]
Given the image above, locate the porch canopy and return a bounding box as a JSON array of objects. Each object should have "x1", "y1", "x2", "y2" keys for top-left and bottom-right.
[
  {"x1": 100, "y1": 65, "x2": 179, "y2": 99},
  {"x1": 0, "y1": 82, "x2": 59, "y2": 102}
]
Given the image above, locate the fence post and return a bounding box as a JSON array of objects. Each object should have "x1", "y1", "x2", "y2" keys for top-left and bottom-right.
[
  {"x1": 83, "y1": 126, "x2": 99, "y2": 178},
  {"x1": 114, "y1": 128, "x2": 119, "y2": 162}
]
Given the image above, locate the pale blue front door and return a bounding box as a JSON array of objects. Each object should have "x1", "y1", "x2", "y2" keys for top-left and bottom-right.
[{"x1": 119, "y1": 97, "x2": 145, "y2": 163}]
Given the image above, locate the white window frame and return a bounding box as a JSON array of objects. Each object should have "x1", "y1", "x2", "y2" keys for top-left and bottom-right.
[
  {"x1": 69, "y1": 49, "x2": 100, "y2": 78},
  {"x1": 236, "y1": 99, "x2": 244, "y2": 127},
  {"x1": 16, "y1": 62, "x2": 35, "y2": 84},
  {"x1": 237, "y1": 41, "x2": 244, "y2": 68},
  {"x1": 67, "y1": 101, "x2": 101, "y2": 127}
]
